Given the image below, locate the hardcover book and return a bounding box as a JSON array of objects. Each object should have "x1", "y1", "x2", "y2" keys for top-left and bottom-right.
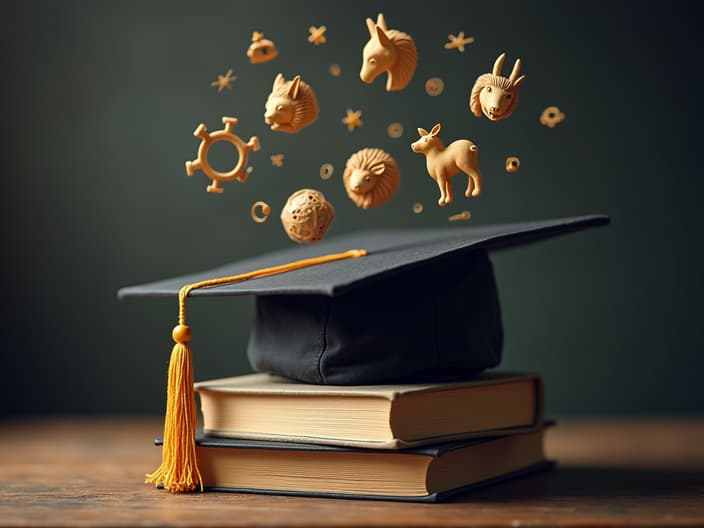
[
  {"x1": 195, "y1": 372, "x2": 544, "y2": 449},
  {"x1": 156, "y1": 430, "x2": 551, "y2": 502}
]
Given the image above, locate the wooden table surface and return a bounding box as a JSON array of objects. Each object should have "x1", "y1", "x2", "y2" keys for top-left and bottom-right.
[{"x1": 1, "y1": 417, "x2": 703, "y2": 527}]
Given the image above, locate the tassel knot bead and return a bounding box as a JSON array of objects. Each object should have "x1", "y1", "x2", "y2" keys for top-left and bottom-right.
[{"x1": 172, "y1": 324, "x2": 192, "y2": 344}]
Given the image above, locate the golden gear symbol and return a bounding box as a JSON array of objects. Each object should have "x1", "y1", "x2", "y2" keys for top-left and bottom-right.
[{"x1": 185, "y1": 116, "x2": 261, "y2": 194}]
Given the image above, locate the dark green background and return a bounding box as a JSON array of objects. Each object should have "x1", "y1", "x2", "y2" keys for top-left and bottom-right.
[{"x1": 2, "y1": 1, "x2": 701, "y2": 416}]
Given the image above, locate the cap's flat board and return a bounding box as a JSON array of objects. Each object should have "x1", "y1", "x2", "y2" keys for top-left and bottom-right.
[{"x1": 118, "y1": 215, "x2": 608, "y2": 299}]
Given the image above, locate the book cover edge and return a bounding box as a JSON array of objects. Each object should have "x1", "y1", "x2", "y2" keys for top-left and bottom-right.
[
  {"x1": 193, "y1": 460, "x2": 556, "y2": 503},
  {"x1": 194, "y1": 371, "x2": 543, "y2": 401},
  {"x1": 155, "y1": 426, "x2": 550, "y2": 456}
]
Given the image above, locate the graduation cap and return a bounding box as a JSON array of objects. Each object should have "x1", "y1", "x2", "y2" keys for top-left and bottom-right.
[{"x1": 118, "y1": 214, "x2": 608, "y2": 492}]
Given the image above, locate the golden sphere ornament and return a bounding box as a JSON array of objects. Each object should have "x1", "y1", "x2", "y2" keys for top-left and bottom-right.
[{"x1": 280, "y1": 189, "x2": 335, "y2": 244}]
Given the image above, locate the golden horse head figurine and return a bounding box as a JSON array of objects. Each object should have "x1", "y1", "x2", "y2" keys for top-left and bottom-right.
[{"x1": 360, "y1": 13, "x2": 417, "y2": 92}]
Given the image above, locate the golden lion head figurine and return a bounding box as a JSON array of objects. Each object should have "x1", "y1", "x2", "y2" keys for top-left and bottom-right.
[
  {"x1": 469, "y1": 53, "x2": 526, "y2": 122},
  {"x1": 264, "y1": 74, "x2": 319, "y2": 133},
  {"x1": 343, "y1": 148, "x2": 400, "y2": 209}
]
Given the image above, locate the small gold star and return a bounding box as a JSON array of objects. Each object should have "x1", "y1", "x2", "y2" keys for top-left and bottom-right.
[
  {"x1": 341, "y1": 109, "x2": 363, "y2": 132},
  {"x1": 210, "y1": 68, "x2": 236, "y2": 92},
  {"x1": 308, "y1": 25, "x2": 327, "y2": 45},
  {"x1": 270, "y1": 154, "x2": 284, "y2": 167},
  {"x1": 444, "y1": 32, "x2": 475, "y2": 52}
]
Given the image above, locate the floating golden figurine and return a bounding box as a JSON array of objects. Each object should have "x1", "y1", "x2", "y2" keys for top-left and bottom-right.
[
  {"x1": 251, "y1": 201, "x2": 271, "y2": 223},
  {"x1": 280, "y1": 189, "x2": 335, "y2": 244},
  {"x1": 360, "y1": 13, "x2": 417, "y2": 91},
  {"x1": 505, "y1": 156, "x2": 520, "y2": 173},
  {"x1": 185, "y1": 117, "x2": 260, "y2": 194},
  {"x1": 387, "y1": 122, "x2": 403, "y2": 138},
  {"x1": 342, "y1": 108, "x2": 363, "y2": 132},
  {"x1": 470, "y1": 53, "x2": 526, "y2": 122},
  {"x1": 411, "y1": 123, "x2": 482, "y2": 206},
  {"x1": 343, "y1": 148, "x2": 400, "y2": 210},
  {"x1": 308, "y1": 25, "x2": 327, "y2": 45},
  {"x1": 329, "y1": 64, "x2": 341, "y2": 77},
  {"x1": 540, "y1": 106, "x2": 566, "y2": 128},
  {"x1": 247, "y1": 32, "x2": 279, "y2": 64},
  {"x1": 425, "y1": 77, "x2": 444, "y2": 96},
  {"x1": 444, "y1": 32, "x2": 475, "y2": 52},
  {"x1": 448, "y1": 210, "x2": 471, "y2": 222},
  {"x1": 211, "y1": 68, "x2": 236, "y2": 92},
  {"x1": 264, "y1": 74, "x2": 319, "y2": 134},
  {"x1": 270, "y1": 154, "x2": 284, "y2": 167},
  {"x1": 319, "y1": 163, "x2": 334, "y2": 180}
]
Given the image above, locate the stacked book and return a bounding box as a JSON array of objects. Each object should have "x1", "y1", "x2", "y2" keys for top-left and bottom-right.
[{"x1": 161, "y1": 372, "x2": 551, "y2": 502}]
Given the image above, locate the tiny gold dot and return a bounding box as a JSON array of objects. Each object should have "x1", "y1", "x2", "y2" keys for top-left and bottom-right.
[
  {"x1": 425, "y1": 77, "x2": 444, "y2": 96},
  {"x1": 387, "y1": 122, "x2": 403, "y2": 139}
]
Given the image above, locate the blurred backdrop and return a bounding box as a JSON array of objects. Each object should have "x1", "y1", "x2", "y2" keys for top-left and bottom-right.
[{"x1": 2, "y1": 1, "x2": 701, "y2": 416}]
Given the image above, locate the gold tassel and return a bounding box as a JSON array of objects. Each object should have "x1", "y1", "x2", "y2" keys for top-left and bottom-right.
[
  {"x1": 145, "y1": 323, "x2": 202, "y2": 492},
  {"x1": 145, "y1": 249, "x2": 367, "y2": 493}
]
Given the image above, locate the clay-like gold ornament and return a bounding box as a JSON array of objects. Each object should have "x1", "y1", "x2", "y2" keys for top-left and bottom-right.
[
  {"x1": 251, "y1": 201, "x2": 271, "y2": 223},
  {"x1": 505, "y1": 156, "x2": 520, "y2": 173},
  {"x1": 411, "y1": 123, "x2": 482, "y2": 206},
  {"x1": 280, "y1": 189, "x2": 335, "y2": 244},
  {"x1": 343, "y1": 148, "x2": 400, "y2": 210},
  {"x1": 469, "y1": 53, "x2": 525, "y2": 122},
  {"x1": 360, "y1": 13, "x2": 417, "y2": 92},
  {"x1": 247, "y1": 32, "x2": 279, "y2": 64},
  {"x1": 185, "y1": 117, "x2": 260, "y2": 194},
  {"x1": 264, "y1": 74, "x2": 319, "y2": 134},
  {"x1": 540, "y1": 106, "x2": 566, "y2": 128}
]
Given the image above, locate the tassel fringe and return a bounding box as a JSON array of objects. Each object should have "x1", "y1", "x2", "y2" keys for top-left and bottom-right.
[{"x1": 145, "y1": 340, "x2": 203, "y2": 492}]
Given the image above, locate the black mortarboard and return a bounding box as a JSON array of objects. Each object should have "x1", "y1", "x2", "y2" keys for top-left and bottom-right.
[
  {"x1": 119, "y1": 214, "x2": 608, "y2": 386},
  {"x1": 119, "y1": 214, "x2": 608, "y2": 492}
]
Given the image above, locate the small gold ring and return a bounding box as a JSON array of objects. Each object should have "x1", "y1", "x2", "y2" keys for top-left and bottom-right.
[
  {"x1": 505, "y1": 157, "x2": 520, "y2": 173},
  {"x1": 320, "y1": 163, "x2": 334, "y2": 180},
  {"x1": 251, "y1": 201, "x2": 271, "y2": 223}
]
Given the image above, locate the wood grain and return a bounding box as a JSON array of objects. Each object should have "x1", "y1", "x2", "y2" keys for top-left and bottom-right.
[{"x1": 1, "y1": 417, "x2": 703, "y2": 527}]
